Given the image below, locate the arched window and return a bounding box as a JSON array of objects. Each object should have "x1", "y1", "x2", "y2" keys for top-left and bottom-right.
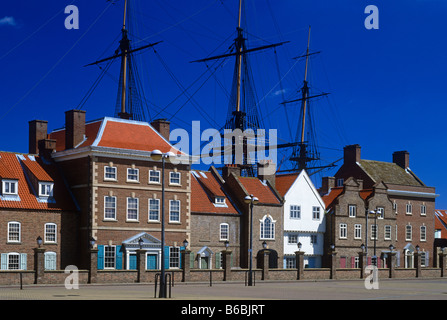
[{"x1": 260, "y1": 216, "x2": 275, "y2": 240}]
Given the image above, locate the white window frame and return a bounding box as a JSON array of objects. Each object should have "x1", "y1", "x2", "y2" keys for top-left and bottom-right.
[
  {"x1": 126, "y1": 197, "x2": 139, "y2": 221},
  {"x1": 104, "y1": 196, "x2": 117, "y2": 220},
  {"x1": 290, "y1": 205, "x2": 301, "y2": 219},
  {"x1": 127, "y1": 168, "x2": 139, "y2": 182},
  {"x1": 406, "y1": 203, "x2": 412, "y2": 215},
  {"x1": 7, "y1": 222, "x2": 21, "y2": 243},
  {"x1": 169, "y1": 247, "x2": 180, "y2": 269},
  {"x1": 149, "y1": 170, "x2": 161, "y2": 184},
  {"x1": 288, "y1": 234, "x2": 298, "y2": 244},
  {"x1": 371, "y1": 224, "x2": 378, "y2": 240},
  {"x1": 169, "y1": 200, "x2": 181, "y2": 222},
  {"x1": 354, "y1": 224, "x2": 362, "y2": 239},
  {"x1": 384, "y1": 225, "x2": 392, "y2": 240},
  {"x1": 376, "y1": 207, "x2": 384, "y2": 219},
  {"x1": 260, "y1": 215, "x2": 275, "y2": 240},
  {"x1": 215, "y1": 196, "x2": 226, "y2": 206},
  {"x1": 7, "y1": 253, "x2": 20, "y2": 270},
  {"x1": 339, "y1": 223, "x2": 347, "y2": 239},
  {"x1": 220, "y1": 223, "x2": 229, "y2": 241},
  {"x1": 420, "y1": 204, "x2": 426, "y2": 216},
  {"x1": 104, "y1": 245, "x2": 116, "y2": 269},
  {"x1": 38, "y1": 182, "x2": 54, "y2": 197},
  {"x1": 348, "y1": 205, "x2": 357, "y2": 218},
  {"x1": 44, "y1": 223, "x2": 57, "y2": 243},
  {"x1": 420, "y1": 225, "x2": 426, "y2": 242},
  {"x1": 169, "y1": 172, "x2": 181, "y2": 185},
  {"x1": 312, "y1": 207, "x2": 321, "y2": 220},
  {"x1": 406, "y1": 225, "x2": 412, "y2": 241},
  {"x1": 2, "y1": 180, "x2": 18, "y2": 195},
  {"x1": 104, "y1": 166, "x2": 117, "y2": 181},
  {"x1": 148, "y1": 198, "x2": 160, "y2": 221}
]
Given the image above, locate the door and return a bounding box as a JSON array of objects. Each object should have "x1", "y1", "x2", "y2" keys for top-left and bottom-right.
[
  {"x1": 147, "y1": 254, "x2": 158, "y2": 270},
  {"x1": 339, "y1": 256, "x2": 346, "y2": 268},
  {"x1": 200, "y1": 257, "x2": 209, "y2": 269},
  {"x1": 128, "y1": 253, "x2": 137, "y2": 270}
]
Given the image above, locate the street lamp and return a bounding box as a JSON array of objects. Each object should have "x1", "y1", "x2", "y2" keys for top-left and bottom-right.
[
  {"x1": 244, "y1": 194, "x2": 259, "y2": 286},
  {"x1": 224, "y1": 240, "x2": 230, "y2": 250},
  {"x1": 89, "y1": 237, "x2": 96, "y2": 249},
  {"x1": 368, "y1": 209, "x2": 379, "y2": 266},
  {"x1": 297, "y1": 242, "x2": 302, "y2": 252},
  {"x1": 262, "y1": 241, "x2": 268, "y2": 250},
  {"x1": 389, "y1": 244, "x2": 394, "y2": 252},
  {"x1": 183, "y1": 239, "x2": 189, "y2": 250},
  {"x1": 138, "y1": 237, "x2": 144, "y2": 250},
  {"x1": 150, "y1": 149, "x2": 176, "y2": 298},
  {"x1": 360, "y1": 243, "x2": 365, "y2": 253},
  {"x1": 36, "y1": 236, "x2": 43, "y2": 248}
]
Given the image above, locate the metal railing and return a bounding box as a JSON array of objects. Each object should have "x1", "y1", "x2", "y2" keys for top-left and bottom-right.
[{"x1": 154, "y1": 272, "x2": 172, "y2": 298}]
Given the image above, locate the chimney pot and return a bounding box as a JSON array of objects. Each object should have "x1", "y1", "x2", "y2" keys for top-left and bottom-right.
[
  {"x1": 65, "y1": 110, "x2": 86, "y2": 150},
  {"x1": 29, "y1": 120, "x2": 48, "y2": 154},
  {"x1": 151, "y1": 118, "x2": 170, "y2": 141}
]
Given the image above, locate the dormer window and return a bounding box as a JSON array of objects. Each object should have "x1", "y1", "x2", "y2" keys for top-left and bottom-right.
[
  {"x1": 39, "y1": 182, "x2": 54, "y2": 197},
  {"x1": 2, "y1": 180, "x2": 18, "y2": 195},
  {"x1": 215, "y1": 197, "x2": 225, "y2": 205}
]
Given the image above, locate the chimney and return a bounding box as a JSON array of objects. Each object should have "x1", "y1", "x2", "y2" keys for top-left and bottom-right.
[
  {"x1": 344, "y1": 144, "x2": 361, "y2": 165},
  {"x1": 29, "y1": 120, "x2": 48, "y2": 154},
  {"x1": 393, "y1": 150, "x2": 409, "y2": 169},
  {"x1": 38, "y1": 139, "x2": 57, "y2": 158},
  {"x1": 257, "y1": 160, "x2": 276, "y2": 188},
  {"x1": 222, "y1": 164, "x2": 241, "y2": 178},
  {"x1": 65, "y1": 110, "x2": 86, "y2": 150},
  {"x1": 151, "y1": 119, "x2": 170, "y2": 141},
  {"x1": 320, "y1": 176, "x2": 335, "y2": 195}
]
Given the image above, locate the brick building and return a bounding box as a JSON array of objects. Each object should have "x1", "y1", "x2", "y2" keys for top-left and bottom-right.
[
  {"x1": 31, "y1": 110, "x2": 192, "y2": 271},
  {"x1": 325, "y1": 144, "x2": 438, "y2": 267},
  {"x1": 0, "y1": 150, "x2": 78, "y2": 271},
  {"x1": 190, "y1": 166, "x2": 241, "y2": 269}
]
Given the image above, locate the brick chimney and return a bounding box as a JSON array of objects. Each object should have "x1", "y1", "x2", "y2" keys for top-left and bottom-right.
[
  {"x1": 29, "y1": 120, "x2": 48, "y2": 154},
  {"x1": 222, "y1": 164, "x2": 241, "y2": 178},
  {"x1": 151, "y1": 119, "x2": 170, "y2": 141},
  {"x1": 257, "y1": 160, "x2": 276, "y2": 188},
  {"x1": 344, "y1": 144, "x2": 361, "y2": 165},
  {"x1": 320, "y1": 176, "x2": 335, "y2": 195},
  {"x1": 65, "y1": 110, "x2": 86, "y2": 150},
  {"x1": 393, "y1": 150, "x2": 409, "y2": 169}
]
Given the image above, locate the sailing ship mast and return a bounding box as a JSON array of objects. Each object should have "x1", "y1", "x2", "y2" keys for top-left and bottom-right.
[
  {"x1": 84, "y1": 0, "x2": 161, "y2": 121},
  {"x1": 280, "y1": 26, "x2": 331, "y2": 173},
  {"x1": 192, "y1": 0, "x2": 288, "y2": 176}
]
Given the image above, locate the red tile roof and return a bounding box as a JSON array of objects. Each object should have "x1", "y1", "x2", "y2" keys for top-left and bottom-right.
[
  {"x1": 191, "y1": 171, "x2": 238, "y2": 215},
  {"x1": 49, "y1": 117, "x2": 183, "y2": 155},
  {"x1": 0, "y1": 152, "x2": 77, "y2": 211},
  {"x1": 435, "y1": 210, "x2": 447, "y2": 239},
  {"x1": 275, "y1": 173, "x2": 298, "y2": 197},
  {"x1": 238, "y1": 176, "x2": 281, "y2": 205},
  {"x1": 322, "y1": 187, "x2": 343, "y2": 209}
]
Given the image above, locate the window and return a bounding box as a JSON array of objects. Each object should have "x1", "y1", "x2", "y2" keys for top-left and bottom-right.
[
  {"x1": 376, "y1": 207, "x2": 384, "y2": 219},
  {"x1": 104, "y1": 246, "x2": 116, "y2": 269},
  {"x1": 393, "y1": 201, "x2": 397, "y2": 213},
  {"x1": 339, "y1": 223, "x2": 347, "y2": 239},
  {"x1": 39, "y1": 182, "x2": 53, "y2": 197},
  {"x1": 220, "y1": 223, "x2": 229, "y2": 241},
  {"x1": 286, "y1": 257, "x2": 296, "y2": 269},
  {"x1": 420, "y1": 225, "x2": 426, "y2": 241},
  {"x1": 149, "y1": 170, "x2": 160, "y2": 183},
  {"x1": 215, "y1": 197, "x2": 226, "y2": 206},
  {"x1": 2, "y1": 180, "x2": 18, "y2": 195},
  {"x1": 169, "y1": 200, "x2": 180, "y2": 222},
  {"x1": 435, "y1": 229, "x2": 442, "y2": 239},
  {"x1": 169, "y1": 172, "x2": 181, "y2": 185},
  {"x1": 8, "y1": 253, "x2": 20, "y2": 270},
  {"x1": 169, "y1": 247, "x2": 180, "y2": 268},
  {"x1": 8, "y1": 222, "x2": 20, "y2": 243},
  {"x1": 45, "y1": 223, "x2": 57, "y2": 243},
  {"x1": 348, "y1": 205, "x2": 357, "y2": 218},
  {"x1": 148, "y1": 199, "x2": 160, "y2": 221},
  {"x1": 310, "y1": 234, "x2": 318, "y2": 245},
  {"x1": 288, "y1": 234, "x2": 298, "y2": 244},
  {"x1": 384, "y1": 225, "x2": 392, "y2": 240},
  {"x1": 312, "y1": 207, "x2": 320, "y2": 220},
  {"x1": 336, "y1": 178, "x2": 344, "y2": 187},
  {"x1": 420, "y1": 252, "x2": 427, "y2": 267},
  {"x1": 420, "y1": 204, "x2": 426, "y2": 216},
  {"x1": 371, "y1": 224, "x2": 378, "y2": 240},
  {"x1": 406, "y1": 203, "x2": 412, "y2": 215},
  {"x1": 127, "y1": 197, "x2": 139, "y2": 221},
  {"x1": 104, "y1": 196, "x2": 116, "y2": 220},
  {"x1": 127, "y1": 168, "x2": 139, "y2": 182},
  {"x1": 260, "y1": 216, "x2": 275, "y2": 239},
  {"x1": 104, "y1": 166, "x2": 117, "y2": 180},
  {"x1": 354, "y1": 224, "x2": 362, "y2": 239},
  {"x1": 290, "y1": 205, "x2": 301, "y2": 219},
  {"x1": 406, "y1": 225, "x2": 412, "y2": 241}
]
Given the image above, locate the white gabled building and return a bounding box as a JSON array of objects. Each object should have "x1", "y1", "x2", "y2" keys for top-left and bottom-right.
[{"x1": 275, "y1": 170, "x2": 326, "y2": 268}]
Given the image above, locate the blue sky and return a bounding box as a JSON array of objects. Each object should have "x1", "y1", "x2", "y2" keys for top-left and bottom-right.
[{"x1": 0, "y1": 0, "x2": 446, "y2": 208}]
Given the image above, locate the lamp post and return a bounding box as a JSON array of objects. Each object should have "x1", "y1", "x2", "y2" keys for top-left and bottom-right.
[
  {"x1": 183, "y1": 239, "x2": 189, "y2": 250},
  {"x1": 89, "y1": 237, "x2": 96, "y2": 249},
  {"x1": 138, "y1": 237, "x2": 144, "y2": 250},
  {"x1": 368, "y1": 209, "x2": 379, "y2": 266},
  {"x1": 224, "y1": 240, "x2": 230, "y2": 250},
  {"x1": 151, "y1": 149, "x2": 175, "y2": 298},
  {"x1": 244, "y1": 194, "x2": 259, "y2": 286},
  {"x1": 297, "y1": 242, "x2": 302, "y2": 252},
  {"x1": 36, "y1": 236, "x2": 43, "y2": 248}
]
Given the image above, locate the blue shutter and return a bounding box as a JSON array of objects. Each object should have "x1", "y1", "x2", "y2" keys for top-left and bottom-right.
[
  {"x1": 129, "y1": 254, "x2": 137, "y2": 270},
  {"x1": 164, "y1": 246, "x2": 170, "y2": 269},
  {"x1": 190, "y1": 251, "x2": 195, "y2": 269},
  {"x1": 20, "y1": 253, "x2": 27, "y2": 270},
  {"x1": 179, "y1": 246, "x2": 185, "y2": 269},
  {"x1": 97, "y1": 245, "x2": 104, "y2": 270},
  {"x1": 1, "y1": 254, "x2": 7, "y2": 270},
  {"x1": 116, "y1": 245, "x2": 123, "y2": 270},
  {"x1": 215, "y1": 252, "x2": 221, "y2": 269}
]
